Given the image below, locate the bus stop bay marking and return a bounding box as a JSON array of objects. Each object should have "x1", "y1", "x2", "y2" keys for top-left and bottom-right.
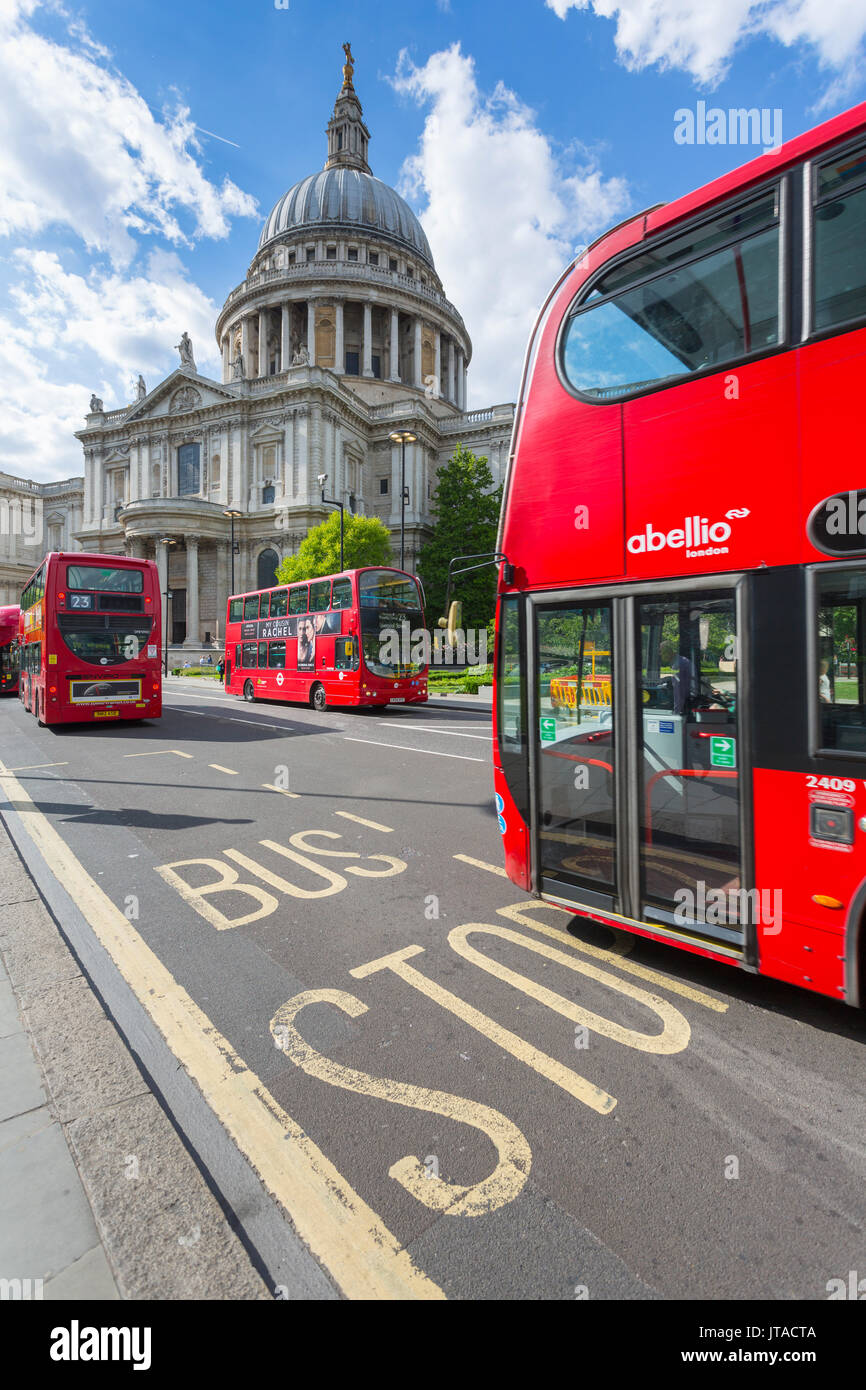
[
  {"x1": 263, "y1": 781, "x2": 301, "y2": 799},
  {"x1": 271, "y1": 990, "x2": 531, "y2": 1217},
  {"x1": 123, "y1": 749, "x2": 194, "y2": 759},
  {"x1": 350, "y1": 945, "x2": 616, "y2": 1113},
  {"x1": 0, "y1": 764, "x2": 442, "y2": 1299},
  {"x1": 155, "y1": 831, "x2": 408, "y2": 929}
]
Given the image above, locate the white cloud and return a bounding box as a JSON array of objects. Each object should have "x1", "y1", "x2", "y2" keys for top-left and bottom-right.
[
  {"x1": 0, "y1": 0, "x2": 257, "y2": 267},
  {"x1": 545, "y1": 0, "x2": 866, "y2": 89},
  {"x1": 2, "y1": 248, "x2": 219, "y2": 481},
  {"x1": 0, "y1": 1, "x2": 258, "y2": 481},
  {"x1": 393, "y1": 45, "x2": 629, "y2": 408}
]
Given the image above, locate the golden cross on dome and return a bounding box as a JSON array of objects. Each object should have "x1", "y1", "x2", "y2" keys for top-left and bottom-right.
[{"x1": 342, "y1": 42, "x2": 354, "y2": 91}]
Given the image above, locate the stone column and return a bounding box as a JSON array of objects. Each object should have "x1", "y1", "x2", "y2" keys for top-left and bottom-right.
[
  {"x1": 93, "y1": 455, "x2": 105, "y2": 525},
  {"x1": 448, "y1": 340, "x2": 456, "y2": 403},
  {"x1": 282, "y1": 412, "x2": 294, "y2": 501},
  {"x1": 258, "y1": 310, "x2": 268, "y2": 377},
  {"x1": 463, "y1": 363, "x2": 469, "y2": 411},
  {"x1": 155, "y1": 540, "x2": 168, "y2": 623},
  {"x1": 456, "y1": 349, "x2": 465, "y2": 410},
  {"x1": 184, "y1": 537, "x2": 200, "y2": 648},
  {"x1": 334, "y1": 301, "x2": 344, "y2": 374},
  {"x1": 362, "y1": 302, "x2": 373, "y2": 377},
  {"x1": 306, "y1": 301, "x2": 316, "y2": 366},
  {"x1": 389, "y1": 309, "x2": 400, "y2": 381},
  {"x1": 281, "y1": 305, "x2": 290, "y2": 371},
  {"x1": 241, "y1": 317, "x2": 253, "y2": 379},
  {"x1": 433, "y1": 330, "x2": 441, "y2": 400},
  {"x1": 222, "y1": 335, "x2": 230, "y2": 382},
  {"x1": 413, "y1": 318, "x2": 423, "y2": 388}
]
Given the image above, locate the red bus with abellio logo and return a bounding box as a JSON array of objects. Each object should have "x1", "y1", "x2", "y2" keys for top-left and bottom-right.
[
  {"x1": 19, "y1": 553, "x2": 162, "y2": 725},
  {"x1": 494, "y1": 100, "x2": 866, "y2": 1007},
  {"x1": 225, "y1": 566, "x2": 428, "y2": 710},
  {"x1": 0, "y1": 605, "x2": 20, "y2": 696}
]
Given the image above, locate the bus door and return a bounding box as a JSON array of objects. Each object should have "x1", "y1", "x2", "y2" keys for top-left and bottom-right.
[
  {"x1": 533, "y1": 584, "x2": 746, "y2": 946},
  {"x1": 636, "y1": 591, "x2": 743, "y2": 946}
]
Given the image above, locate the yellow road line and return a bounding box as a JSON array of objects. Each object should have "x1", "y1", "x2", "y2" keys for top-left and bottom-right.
[
  {"x1": 334, "y1": 811, "x2": 393, "y2": 833},
  {"x1": 209, "y1": 764, "x2": 238, "y2": 775},
  {"x1": 123, "y1": 749, "x2": 194, "y2": 760},
  {"x1": 0, "y1": 766, "x2": 443, "y2": 1301},
  {"x1": 262, "y1": 782, "x2": 300, "y2": 799},
  {"x1": 8, "y1": 762, "x2": 69, "y2": 772},
  {"x1": 453, "y1": 853, "x2": 508, "y2": 877}
]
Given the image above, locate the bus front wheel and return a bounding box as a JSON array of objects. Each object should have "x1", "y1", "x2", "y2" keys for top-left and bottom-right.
[
  {"x1": 243, "y1": 680, "x2": 255, "y2": 703},
  {"x1": 310, "y1": 683, "x2": 327, "y2": 712}
]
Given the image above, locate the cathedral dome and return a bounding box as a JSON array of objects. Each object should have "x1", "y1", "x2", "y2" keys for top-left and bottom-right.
[{"x1": 259, "y1": 168, "x2": 433, "y2": 268}]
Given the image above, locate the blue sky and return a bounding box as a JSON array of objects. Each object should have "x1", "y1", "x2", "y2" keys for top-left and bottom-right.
[{"x1": 3, "y1": 0, "x2": 866, "y2": 479}]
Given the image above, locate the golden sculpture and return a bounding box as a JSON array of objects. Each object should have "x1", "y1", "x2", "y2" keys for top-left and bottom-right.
[{"x1": 342, "y1": 42, "x2": 354, "y2": 90}]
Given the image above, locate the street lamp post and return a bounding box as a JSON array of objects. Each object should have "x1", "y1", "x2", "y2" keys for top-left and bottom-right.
[
  {"x1": 158, "y1": 536, "x2": 176, "y2": 677},
  {"x1": 389, "y1": 430, "x2": 416, "y2": 571},
  {"x1": 319, "y1": 475, "x2": 354, "y2": 572},
  {"x1": 223, "y1": 509, "x2": 242, "y2": 595}
]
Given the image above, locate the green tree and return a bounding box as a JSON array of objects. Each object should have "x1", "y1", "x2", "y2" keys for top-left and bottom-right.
[
  {"x1": 417, "y1": 444, "x2": 502, "y2": 630},
  {"x1": 276, "y1": 511, "x2": 392, "y2": 583}
]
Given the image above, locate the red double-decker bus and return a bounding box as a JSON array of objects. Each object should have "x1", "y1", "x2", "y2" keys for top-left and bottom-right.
[
  {"x1": 19, "y1": 553, "x2": 162, "y2": 725},
  {"x1": 225, "y1": 566, "x2": 428, "y2": 710},
  {"x1": 494, "y1": 101, "x2": 866, "y2": 1007},
  {"x1": 0, "y1": 605, "x2": 20, "y2": 696}
]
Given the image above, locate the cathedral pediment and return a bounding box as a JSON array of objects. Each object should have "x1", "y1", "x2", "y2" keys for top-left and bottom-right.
[{"x1": 124, "y1": 368, "x2": 239, "y2": 422}]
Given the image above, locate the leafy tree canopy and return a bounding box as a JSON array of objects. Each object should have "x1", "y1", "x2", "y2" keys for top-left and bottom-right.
[
  {"x1": 276, "y1": 511, "x2": 392, "y2": 583},
  {"x1": 417, "y1": 444, "x2": 502, "y2": 630}
]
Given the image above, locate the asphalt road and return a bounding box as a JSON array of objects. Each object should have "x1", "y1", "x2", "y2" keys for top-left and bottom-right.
[{"x1": 1, "y1": 682, "x2": 864, "y2": 1301}]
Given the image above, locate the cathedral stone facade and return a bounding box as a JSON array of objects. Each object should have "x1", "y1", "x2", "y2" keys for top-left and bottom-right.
[{"x1": 1, "y1": 53, "x2": 514, "y2": 649}]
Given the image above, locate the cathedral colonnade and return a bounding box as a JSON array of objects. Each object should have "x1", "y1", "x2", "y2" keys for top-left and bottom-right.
[{"x1": 218, "y1": 292, "x2": 468, "y2": 407}]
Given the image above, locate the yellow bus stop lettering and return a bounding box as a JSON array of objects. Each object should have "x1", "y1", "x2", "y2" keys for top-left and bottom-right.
[
  {"x1": 271, "y1": 988, "x2": 531, "y2": 1216},
  {"x1": 350, "y1": 945, "x2": 615, "y2": 1114},
  {"x1": 154, "y1": 859, "x2": 278, "y2": 930}
]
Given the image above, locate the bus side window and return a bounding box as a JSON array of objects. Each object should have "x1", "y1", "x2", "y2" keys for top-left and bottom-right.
[{"x1": 258, "y1": 641, "x2": 268, "y2": 667}]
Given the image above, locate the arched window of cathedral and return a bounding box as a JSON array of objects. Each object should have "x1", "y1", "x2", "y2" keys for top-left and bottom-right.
[
  {"x1": 257, "y1": 549, "x2": 279, "y2": 590},
  {"x1": 178, "y1": 443, "x2": 201, "y2": 495}
]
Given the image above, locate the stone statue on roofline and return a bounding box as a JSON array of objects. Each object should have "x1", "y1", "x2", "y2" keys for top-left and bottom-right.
[
  {"x1": 232, "y1": 348, "x2": 246, "y2": 381},
  {"x1": 342, "y1": 42, "x2": 354, "y2": 90},
  {"x1": 89, "y1": 394, "x2": 103, "y2": 413},
  {"x1": 136, "y1": 375, "x2": 147, "y2": 401},
  {"x1": 175, "y1": 332, "x2": 196, "y2": 371}
]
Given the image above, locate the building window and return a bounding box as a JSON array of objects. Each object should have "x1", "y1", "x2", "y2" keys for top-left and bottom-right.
[
  {"x1": 257, "y1": 549, "x2": 279, "y2": 590},
  {"x1": 389, "y1": 257, "x2": 398, "y2": 271},
  {"x1": 407, "y1": 265, "x2": 414, "y2": 280},
  {"x1": 288, "y1": 251, "x2": 296, "y2": 265},
  {"x1": 371, "y1": 354, "x2": 381, "y2": 379},
  {"x1": 348, "y1": 247, "x2": 358, "y2": 262},
  {"x1": 345, "y1": 350, "x2": 359, "y2": 375},
  {"x1": 262, "y1": 484, "x2": 275, "y2": 505},
  {"x1": 178, "y1": 443, "x2": 201, "y2": 495},
  {"x1": 337, "y1": 131, "x2": 343, "y2": 151},
  {"x1": 379, "y1": 477, "x2": 389, "y2": 495},
  {"x1": 306, "y1": 247, "x2": 315, "y2": 262},
  {"x1": 369, "y1": 251, "x2": 379, "y2": 267},
  {"x1": 326, "y1": 245, "x2": 336, "y2": 261}
]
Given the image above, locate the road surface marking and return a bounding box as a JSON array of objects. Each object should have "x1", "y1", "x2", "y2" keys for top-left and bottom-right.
[
  {"x1": 351, "y1": 945, "x2": 615, "y2": 1114},
  {"x1": 209, "y1": 764, "x2": 238, "y2": 775},
  {"x1": 344, "y1": 737, "x2": 484, "y2": 763},
  {"x1": 123, "y1": 749, "x2": 194, "y2": 759},
  {"x1": 448, "y1": 924, "x2": 690, "y2": 1054},
  {"x1": 453, "y1": 854, "x2": 508, "y2": 877},
  {"x1": 0, "y1": 764, "x2": 442, "y2": 1299},
  {"x1": 263, "y1": 782, "x2": 301, "y2": 799},
  {"x1": 8, "y1": 762, "x2": 69, "y2": 772},
  {"x1": 374, "y1": 723, "x2": 490, "y2": 740},
  {"x1": 155, "y1": 858, "x2": 279, "y2": 929},
  {"x1": 334, "y1": 811, "x2": 393, "y2": 833},
  {"x1": 272, "y1": 989, "x2": 530, "y2": 1217},
  {"x1": 497, "y1": 903, "x2": 729, "y2": 1013}
]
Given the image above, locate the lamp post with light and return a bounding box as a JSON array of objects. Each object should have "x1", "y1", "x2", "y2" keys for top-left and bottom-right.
[
  {"x1": 389, "y1": 430, "x2": 416, "y2": 571},
  {"x1": 223, "y1": 509, "x2": 242, "y2": 595},
  {"x1": 158, "y1": 536, "x2": 176, "y2": 677}
]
